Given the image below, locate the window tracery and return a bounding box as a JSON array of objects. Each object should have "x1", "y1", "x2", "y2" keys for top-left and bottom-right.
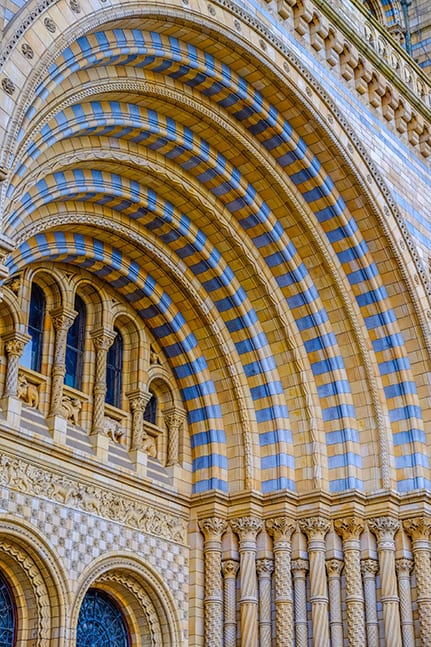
[
  {"x1": 0, "y1": 572, "x2": 16, "y2": 647},
  {"x1": 76, "y1": 589, "x2": 130, "y2": 647}
]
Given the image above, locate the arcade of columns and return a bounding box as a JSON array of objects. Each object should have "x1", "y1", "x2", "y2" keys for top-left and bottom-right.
[{"x1": 197, "y1": 514, "x2": 431, "y2": 646}]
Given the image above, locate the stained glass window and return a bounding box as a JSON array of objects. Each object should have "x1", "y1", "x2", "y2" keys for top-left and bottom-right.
[
  {"x1": 76, "y1": 589, "x2": 129, "y2": 647},
  {"x1": 0, "y1": 572, "x2": 16, "y2": 647}
]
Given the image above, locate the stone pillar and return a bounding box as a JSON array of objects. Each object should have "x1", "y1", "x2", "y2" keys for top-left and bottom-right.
[
  {"x1": 90, "y1": 329, "x2": 116, "y2": 436},
  {"x1": 48, "y1": 307, "x2": 76, "y2": 416},
  {"x1": 163, "y1": 406, "x2": 186, "y2": 465},
  {"x1": 395, "y1": 558, "x2": 415, "y2": 647},
  {"x1": 230, "y1": 516, "x2": 263, "y2": 647},
  {"x1": 127, "y1": 388, "x2": 153, "y2": 450},
  {"x1": 325, "y1": 559, "x2": 343, "y2": 646},
  {"x1": 360, "y1": 559, "x2": 379, "y2": 647},
  {"x1": 266, "y1": 516, "x2": 296, "y2": 647},
  {"x1": 299, "y1": 517, "x2": 331, "y2": 646},
  {"x1": 3, "y1": 333, "x2": 30, "y2": 396},
  {"x1": 368, "y1": 517, "x2": 402, "y2": 647},
  {"x1": 403, "y1": 517, "x2": 431, "y2": 645},
  {"x1": 199, "y1": 518, "x2": 227, "y2": 647},
  {"x1": 222, "y1": 559, "x2": 239, "y2": 647},
  {"x1": 334, "y1": 517, "x2": 366, "y2": 646},
  {"x1": 291, "y1": 559, "x2": 309, "y2": 647},
  {"x1": 256, "y1": 558, "x2": 273, "y2": 647}
]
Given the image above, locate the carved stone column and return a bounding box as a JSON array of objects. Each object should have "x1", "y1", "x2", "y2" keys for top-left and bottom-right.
[
  {"x1": 48, "y1": 307, "x2": 76, "y2": 416},
  {"x1": 163, "y1": 406, "x2": 186, "y2": 465},
  {"x1": 299, "y1": 517, "x2": 331, "y2": 646},
  {"x1": 127, "y1": 388, "x2": 153, "y2": 450},
  {"x1": 360, "y1": 559, "x2": 379, "y2": 647},
  {"x1": 334, "y1": 517, "x2": 366, "y2": 646},
  {"x1": 222, "y1": 559, "x2": 239, "y2": 647},
  {"x1": 199, "y1": 518, "x2": 227, "y2": 647},
  {"x1": 230, "y1": 516, "x2": 263, "y2": 647},
  {"x1": 326, "y1": 559, "x2": 343, "y2": 646},
  {"x1": 90, "y1": 329, "x2": 116, "y2": 436},
  {"x1": 395, "y1": 558, "x2": 415, "y2": 647},
  {"x1": 3, "y1": 332, "x2": 30, "y2": 396},
  {"x1": 266, "y1": 516, "x2": 295, "y2": 647},
  {"x1": 256, "y1": 558, "x2": 273, "y2": 646},
  {"x1": 403, "y1": 517, "x2": 431, "y2": 645},
  {"x1": 291, "y1": 559, "x2": 309, "y2": 647},
  {"x1": 368, "y1": 517, "x2": 402, "y2": 647}
]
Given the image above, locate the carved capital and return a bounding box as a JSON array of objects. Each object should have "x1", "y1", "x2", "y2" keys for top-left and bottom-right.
[
  {"x1": 199, "y1": 517, "x2": 227, "y2": 542},
  {"x1": 49, "y1": 307, "x2": 77, "y2": 332},
  {"x1": 266, "y1": 516, "x2": 296, "y2": 543},
  {"x1": 163, "y1": 406, "x2": 187, "y2": 431},
  {"x1": 222, "y1": 559, "x2": 239, "y2": 578},
  {"x1": 127, "y1": 389, "x2": 152, "y2": 412},
  {"x1": 299, "y1": 516, "x2": 330, "y2": 540},
  {"x1": 4, "y1": 332, "x2": 30, "y2": 356},
  {"x1": 361, "y1": 559, "x2": 379, "y2": 576},
  {"x1": 403, "y1": 517, "x2": 431, "y2": 541},
  {"x1": 334, "y1": 516, "x2": 365, "y2": 541},
  {"x1": 326, "y1": 558, "x2": 343, "y2": 576},
  {"x1": 230, "y1": 516, "x2": 263, "y2": 541},
  {"x1": 291, "y1": 559, "x2": 309, "y2": 573},
  {"x1": 368, "y1": 516, "x2": 399, "y2": 542},
  {"x1": 395, "y1": 558, "x2": 414, "y2": 575},
  {"x1": 256, "y1": 558, "x2": 274, "y2": 576},
  {"x1": 91, "y1": 328, "x2": 116, "y2": 351}
]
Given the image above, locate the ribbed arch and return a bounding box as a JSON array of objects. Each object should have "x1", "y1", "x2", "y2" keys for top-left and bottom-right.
[{"x1": 1, "y1": 18, "x2": 428, "y2": 492}]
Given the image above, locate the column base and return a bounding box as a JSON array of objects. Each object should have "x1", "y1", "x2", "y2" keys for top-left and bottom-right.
[
  {"x1": 129, "y1": 448, "x2": 148, "y2": 477},
  {"x1": 47, "y1": 414, "x2": 68, "y2": 444},
  {"x1": 0, "y1": 396, "x2": 22, "y2": 429},
  {"x1": 89, "y1": 432, "x2": 110, "y2": 462}
]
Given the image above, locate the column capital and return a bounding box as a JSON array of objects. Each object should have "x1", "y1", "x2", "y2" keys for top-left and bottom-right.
[
  {"x1": 127, "y1": 388, "x2": 153, "y2": 411},
  {"x1": 395, "y1": 558, "x2": 414, "y2": 575},
  {"x1": 49, "y1": 307, "x2": 77, "y2": 331},
  {"x1": 230, "y1": 516, "x2": 263, "y2": 541},
  {"x1": 3, "y1": 331, "x2": 31, "y2": 356},
  {"x1": 163, "y1": 406, "x2": 187, "y2": 427},
  {"x1": 266, "y1": 516, "x2": 296, "y2": 542},
  {"x1": 199, "y1": 517, "x2": 227, "y2": 541},
  {"x1": 368, "y1": 516, "x2": 399, "y2": 542},
  {"x1": 256, "y1": 558, "x2": 274, "y2": 576},
  {"x1": 222, "y1": 559, "x2": 239, "y2": 578},
  {"x1": 360, "y1": 558, "x2": 379, "y2": 576},
  {"x1": 291, "y1": 558, "x2": 309, "y2": 573},
  {"x1": 90, "y1": 328, "x2": 116, "y2": 351},
  {"x1": 299, "y1": 516, "x2": 330, "y2": 540},
  {"x1": 334, "y1": 516, "x2": 365, "y2": 540},
  {"x1": 403, "y1": 517, "x2": 431, "y2": 541},
  {"x1": 326, "y1": 558, "x2": 343, "y2": 576}
]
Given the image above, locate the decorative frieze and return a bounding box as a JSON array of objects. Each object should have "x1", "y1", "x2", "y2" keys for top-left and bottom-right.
[{"x1": 0, "y1": 452, "x2": 187, "y2": 543}]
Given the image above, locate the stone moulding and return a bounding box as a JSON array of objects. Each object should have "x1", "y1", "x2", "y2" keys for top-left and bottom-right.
[{"x1": 0, "y1": 452, "x2": 188, "y2": 544}]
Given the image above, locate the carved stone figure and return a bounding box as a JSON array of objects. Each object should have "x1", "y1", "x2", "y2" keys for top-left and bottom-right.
[
  {"x1": 17, "y1": 372, "x2": 39, "y2": 407},
  {"x1": 103, "y1": 417, "x2": 124, "y2": 443},
  {"x1": 59, "y1": 395, "x2": 81, "y2": 425}
]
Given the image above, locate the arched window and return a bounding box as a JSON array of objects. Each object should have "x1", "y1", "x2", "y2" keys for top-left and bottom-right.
[
  {"x1": 144, "y1": 392, "x2": 157, "y2": 425},
  {"x1": 21, "y1": 282, "x2": 45, "y2": 372},
  {"x1": 65, "y1": 295, "x2": 86, "y2": 390},
  {"x1": 106, "y1": 329, "x2": 123, "y2": 408},
  {"x1": 76, "y1": 589, "x2": 129, "y2": 647},
  {"x1": 0, "y1": 572, "x2": 16, "y2": 647}
]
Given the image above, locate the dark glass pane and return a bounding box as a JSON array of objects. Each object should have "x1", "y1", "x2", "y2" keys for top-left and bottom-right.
[
  {"x1": 65, "y1": 296, "x2": 86, "y2": 390},
  {"x1": 28, "y1": 283, "x2": 45, "y2": 372},
  {"x1": 76, "y1": 589, "x2": 129, "y2": 647},
  {"x1": 0, "y1": 573, "x2": 16, "y2": 646},
  {"x1": 143, "y1": 394, "x2": 157, "y2": 424},
  {"x1": 106, "y1": 330, "x2": 123, "y2": 408}
]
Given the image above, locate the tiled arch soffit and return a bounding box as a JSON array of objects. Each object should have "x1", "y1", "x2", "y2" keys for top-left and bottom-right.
[{"x1": 0, "y1": 0, "x2": 430, "y2": 497}]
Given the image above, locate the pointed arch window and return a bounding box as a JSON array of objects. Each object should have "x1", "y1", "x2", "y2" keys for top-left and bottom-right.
[
  {"x1": 0, "y1": 572, "x2": 16, "y2": 646},
  {"x1": 22, "y1": 282, "x2": 45, "y2": 372},
  {"x1": 65, "y1": 295, "x2": 86, "y2": 390},
  {"x1": 106, "y1": 328, "x2": 123, "y2": 408},
  {"x1": 76, "y1": 589, "x2": 129, "y2": 647}
]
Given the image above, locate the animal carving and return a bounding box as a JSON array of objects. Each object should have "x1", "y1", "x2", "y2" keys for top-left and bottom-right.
[
  {"x1": 59, "y1": 395, "x2": 81, "y2": 426},
  {"x1": 17, "y1": 372, "x2": 39, "y2": 407}
]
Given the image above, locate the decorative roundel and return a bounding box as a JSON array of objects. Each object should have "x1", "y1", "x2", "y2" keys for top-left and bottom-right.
[
  {"x1": 77, "y1": 589, "x2": 129, "y2": 647},
  {"x1": 0, "y1": 573, "x2": 16, "y2": 647}
]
